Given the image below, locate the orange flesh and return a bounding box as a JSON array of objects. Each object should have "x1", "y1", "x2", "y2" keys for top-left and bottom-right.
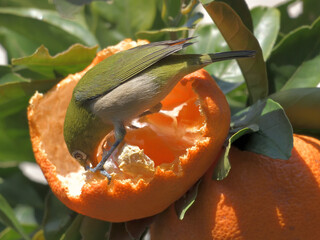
[
  {"x1": 124, "y1": 80, "x2": 205, "y2": 165},
  {"x1": 98, "y1": 79, "x2": 206, "y2": 168}
]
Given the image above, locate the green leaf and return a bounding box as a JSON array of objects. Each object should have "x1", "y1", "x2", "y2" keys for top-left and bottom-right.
[
  {"x1": 200, "y1": 1, "x2": 268, "y2": 104},
  {"x1": 53, "y1": 0, "x2": 112, "y2": 18},
  {"x1": 212, "y1": 100, "x2": 267, "y2": 180},
  {"x1": 87, "y1": 0, "x2": 157, "y2": 47},
  {"x1": 214, "y1": 78, "x2": 243, "y2": 95},
  {"x1": 125, "y1": 216, "x2": 155, "y2": 240},
  {"x1": 161, "y1": 0, "x2": 182, "y2": 27},
  {"x1": 13, "y1": 205, "x2": 37, "y2": 227},
  {"x1": 0, "y1": 194, "x2": 30, "y2": 240},
  {"x1": 268, "y1": 17, "x2": 320, "y2": 92},
  {"x1": 93, "y1": 0, "x2": 156, "y2": 32},
  {"x1": 270, "y1": 88, "x2": 320, "y2": 132},
  {"x1": 80, "y1": 216, "x2": 111, "y2": 240},
  {"x1": 0, "y1": 111, "x2": 34, "y2": 164},
  {"x1": 12, "y1": 44, "x2": 98, "y2": 79},
  {"x1": 230, "y1": 99, "x2": 266, "y2": 127},
  {"x1": 200, "y1": 0, "x2": 212, "y2": 4},
  {"x1": 0, "y1": 66, "x2": 34, "y2": 164},
  {"x1": 108, "y1": 223, "x2": 131, "y2": 240},
  {"x1": 53, "y1": 0, "x2": 83, "y2": 18},
  {"x1": 276, "y1": 0, "x2": 296, "y2": 35},
  {"x1": 0, "y1": 70, "x2": 31, "y2": 116},
  {"x1": 185, "y1": 11, "x2": 204, "y2": 28},
  {"x1": 0, "y1": 0, "x2": 55, "y2": 9},
  {"x1": 212, "y1": 125, "x2": 258, "y2": 180},
  {"x1": 136, "y1": 27, "x2": 191, "y2": 42},
  {"x1": 251, "y1": 7, "x2": 280, "y2": 60},
  {"x1": 213, "y1": 99, "x2": 292, "y2": 176},
  {"x1": 216, "y1": 0, "x2": 253, "y2": 32},
  {"x1": 302, "y1": 0, "x2": 320, "y2": 28},
  {"x1": 0, "y1": 173, "x2": 43, "y2": 209},
  {"x1": 0, "y1": 7, "x2": 98, "y2": 59},
  {"x1": 0, "y1": 66, "x2": 58, "y2": 164},
  {"x1": 42, "y1": 192, "x2": 76, "y2": 240},
  {"x1": 60, "y1": 215, "x2": 83, "y2": 240},
  {"x1": 282, "y1": 54, "x2": 320, "y2": 90},
  {"x1": 32, "y1": 229, "x2": 45, "y2": 240},
  {"x1": 0, "y1": 27, "x2": 39, "y2": 62},
  {"x1": 174, "y1": 180, "x2": 202, "y2": 220},
  {"x1": 234, "y1": 99, "x2": 293, "y2": 160},
  {"x1": 0, "y1": 66, "x2": 30, "y2": 86},
  {"x1": 0, "y1": 225, "x2": 37, "y2": 240},
  {"x1": 277, "y1": 0, "x2": 320, "y2": 34}
]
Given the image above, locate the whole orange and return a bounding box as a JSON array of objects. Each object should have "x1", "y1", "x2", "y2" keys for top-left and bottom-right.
[
  {"x1": 27, "y1": 39, "x2": 230, "y2": 222},
  {"x1": 150, "y1": 134, "x2": 320, "y2": 239}
]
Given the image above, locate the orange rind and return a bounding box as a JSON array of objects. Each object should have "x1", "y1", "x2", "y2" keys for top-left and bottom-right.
[
  {"x1": 28, "y1": 39, "x2": 230, "y2": 222},
  {"x1": 150, "y1": 135, "x2": 320, "y2": 239}
]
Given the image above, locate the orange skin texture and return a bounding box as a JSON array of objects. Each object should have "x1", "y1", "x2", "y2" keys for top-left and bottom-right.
[
  {"x1": 150, "y1": 135, "x2": 320, "y2": 240},
  {"x1": 27, "y1": 40, "x2": 231, "y2": 222}
]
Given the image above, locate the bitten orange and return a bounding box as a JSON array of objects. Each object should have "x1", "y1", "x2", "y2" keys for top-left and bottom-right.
[
  {"x1": 27, "y1": 39, "x2": 230, "y2": 222},
  {"x1": 150, "y1": 134, "x2": 320, "y2": 239}
]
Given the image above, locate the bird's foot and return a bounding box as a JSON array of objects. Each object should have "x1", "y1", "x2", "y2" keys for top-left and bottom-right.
[
  {"x1": 86, "y1": 165, "x2": 112, "y2": 184},
  {"x1": 98, "y1": 169, "x2": 112, "y2": 184},
  {"x1": 86, "y1": 137, "x2": 123, "y2": 184}
]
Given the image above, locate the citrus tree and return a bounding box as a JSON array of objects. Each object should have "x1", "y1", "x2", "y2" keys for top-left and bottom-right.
[{"x1": 0, "y1": 0, "x2": 319, "y2": 239}]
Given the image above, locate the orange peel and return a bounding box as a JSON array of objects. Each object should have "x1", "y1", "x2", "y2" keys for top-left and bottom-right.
[
  {"x1": 28, "y1": 39, "x2": 230, "y2": 222},
  {"x1": 150, "y1": 134, "x2": 320, "y2": 239}
]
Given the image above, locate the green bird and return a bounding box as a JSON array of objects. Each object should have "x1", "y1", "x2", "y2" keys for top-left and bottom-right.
[{"x1": 64, "y1": 38, "x2": 255, "y2": 181}]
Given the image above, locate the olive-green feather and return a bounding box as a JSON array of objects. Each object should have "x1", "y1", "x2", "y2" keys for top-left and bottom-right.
[{"x1": 74, "y1": 38, "x2": 194, "y2": 103}]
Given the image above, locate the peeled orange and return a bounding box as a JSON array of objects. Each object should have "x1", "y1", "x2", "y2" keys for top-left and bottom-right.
[
  {"x1": 150, "y1": 134, "x2": 320, "y2": 239},
  {"x1": 27, "y1": 39, "x2": 230, "y2": 222}
]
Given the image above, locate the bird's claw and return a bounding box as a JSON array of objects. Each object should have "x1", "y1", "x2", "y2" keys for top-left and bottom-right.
[
  {"x1": 98, "y1": 169, "x2": 112, "y2": 184},
  {"x1": 84, "y1": 137, "x2": 123, "y2": 185},
  {"x1": 86, "y1": 165, "x2": 112, "y2": 184}
]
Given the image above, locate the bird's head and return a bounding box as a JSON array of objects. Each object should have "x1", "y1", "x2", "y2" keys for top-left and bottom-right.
[{"x1": 71, "y1": 150, "x2": 89, "y2": 168}]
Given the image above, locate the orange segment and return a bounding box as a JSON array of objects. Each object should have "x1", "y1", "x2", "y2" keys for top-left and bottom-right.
[{"x1": 27, "y1": 39, "x2": 230, "y2": 222}]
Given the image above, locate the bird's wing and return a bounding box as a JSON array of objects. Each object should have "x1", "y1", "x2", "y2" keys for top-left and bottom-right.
[{"x1": 74, "y1": 38, "x2": 194, "y2": 103}]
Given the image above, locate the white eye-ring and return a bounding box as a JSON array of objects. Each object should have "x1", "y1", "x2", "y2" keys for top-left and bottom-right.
[{"x1": 72, "y1": 150, "x2": 87, "y2": 161}]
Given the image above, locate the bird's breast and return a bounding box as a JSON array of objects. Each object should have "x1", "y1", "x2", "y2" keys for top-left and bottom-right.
[{"x1": 90, "y1": 73, "x2": 168, "y2": 124}]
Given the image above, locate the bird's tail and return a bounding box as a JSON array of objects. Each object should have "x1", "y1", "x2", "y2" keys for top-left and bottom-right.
[{"x1": 208, "y1": 50, "x2": 256, "y2": 63}]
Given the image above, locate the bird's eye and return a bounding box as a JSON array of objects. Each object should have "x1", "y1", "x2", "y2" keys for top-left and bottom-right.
[{"x1": 72, "y1": 150, "x2": 87, "y2": 161}]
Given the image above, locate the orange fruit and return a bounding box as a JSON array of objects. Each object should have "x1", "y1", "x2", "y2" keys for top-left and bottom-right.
[
  {"x1": 27, "y1": 39, "x2": 231, "y2": 222},
  {"x1": 150, "y1": 134, "x2": 320, "y2": 239}
]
